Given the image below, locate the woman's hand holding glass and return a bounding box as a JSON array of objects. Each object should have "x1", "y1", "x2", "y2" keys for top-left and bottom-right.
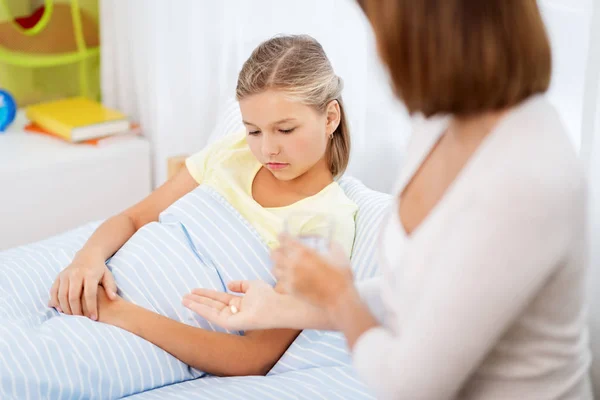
[{"x1": 271, "y1": 234, "x2": 354, "y2": 314}]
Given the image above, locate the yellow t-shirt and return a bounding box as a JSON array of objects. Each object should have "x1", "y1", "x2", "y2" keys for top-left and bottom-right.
[{"x1": 185, "y1": 131, "x2": 358, "y2": 257}]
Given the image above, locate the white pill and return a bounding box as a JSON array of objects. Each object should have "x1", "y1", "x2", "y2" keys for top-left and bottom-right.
[{"x1": 230, "y1": 305, "x2": 238, "y2": 314}]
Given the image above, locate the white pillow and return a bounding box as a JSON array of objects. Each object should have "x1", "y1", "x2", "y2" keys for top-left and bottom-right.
[{"x1": 339, "y1": 176, "x2": 391, "y2": 280}]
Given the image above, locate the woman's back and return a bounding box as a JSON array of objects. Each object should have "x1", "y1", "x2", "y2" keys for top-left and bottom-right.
[
  {"x1": 369, "y1": 96, "x2": 592, "y2": 399},
  {"x1": 459, "y1": 97, "x2": 591, "y2": 399}
]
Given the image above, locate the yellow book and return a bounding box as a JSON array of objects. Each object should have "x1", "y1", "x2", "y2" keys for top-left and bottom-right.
[{"x1": 25, "y1": 97, "x2": 129, "y2": 142}]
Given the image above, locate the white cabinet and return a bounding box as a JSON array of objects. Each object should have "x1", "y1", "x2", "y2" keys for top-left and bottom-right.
[{"x1": 0, "y1": 112, "x2": 152, "y2": 250}]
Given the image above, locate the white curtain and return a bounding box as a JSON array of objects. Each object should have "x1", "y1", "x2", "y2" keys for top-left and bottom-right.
[{"x1": 100, "y1": 0, "x2": 410, "y2": 193}]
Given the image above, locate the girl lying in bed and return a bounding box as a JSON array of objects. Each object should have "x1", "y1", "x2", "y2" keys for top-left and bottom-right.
[{"x1": 47, "y1": 34, "x2": 358, "y2": 376}]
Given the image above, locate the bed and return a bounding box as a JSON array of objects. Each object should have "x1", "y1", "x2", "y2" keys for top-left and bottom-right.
[{"x1": 0, "y1": 175, "x2": 391, "y2": 399}]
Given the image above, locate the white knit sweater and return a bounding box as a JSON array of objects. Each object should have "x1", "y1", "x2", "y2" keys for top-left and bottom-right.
[{"x1": 354, "y1": 96, "x2": 592, "y2": 399}]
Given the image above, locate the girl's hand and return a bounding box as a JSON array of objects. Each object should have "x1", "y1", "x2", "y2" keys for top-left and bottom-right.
[
  {"x1": 82, "y1": 286, "x2": 126, "y2": 326},
  {"x1": 49, "y1": 253, "x2": 118, "y2": 321},
  {"x1": 271, "y1": 234, "x2": 354, "y2": 313}
]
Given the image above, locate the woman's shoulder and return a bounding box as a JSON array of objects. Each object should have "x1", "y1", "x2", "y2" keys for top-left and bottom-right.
[
  {"x1": 502, "y1": 95, "x2": 575, "y2": 153},
  {"x1": 476, "y1": 96, "x2": 587, "y2": 222},
  {"x1": 492, "y1": 95, "x2": 585, "y2": 189},
  {"x1": 409, "y1": 114, "x2": 452, "y2": 151}
]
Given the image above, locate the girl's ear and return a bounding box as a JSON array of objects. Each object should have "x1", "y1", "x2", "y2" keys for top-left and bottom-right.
[{"x1": 326, "y1": 100, "x2": 341, "y2": 136}]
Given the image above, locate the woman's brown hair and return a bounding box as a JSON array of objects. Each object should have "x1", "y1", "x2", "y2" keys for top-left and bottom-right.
[
  {"x1": 358, "y1": 0, "x2": 552, "y2": 117},
  {"x1": 236, "y1": 35, "x2": 350, "y2": 177}
]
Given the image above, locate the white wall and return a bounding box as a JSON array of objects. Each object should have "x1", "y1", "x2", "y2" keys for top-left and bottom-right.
[
  {"x1": 540, "y1": 0, "x2": 594, "y2": 149},
  {"x1": 590, "y1": 108, "x2": 600, "y2": 396},
  {"x1": 580, "y1": 0, "x2": 600, "y2": 394}
]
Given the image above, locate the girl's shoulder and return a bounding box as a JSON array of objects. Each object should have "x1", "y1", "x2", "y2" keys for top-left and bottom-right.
[{"x1": 186, "y1": 129, "x2": 254, "y2": 184}]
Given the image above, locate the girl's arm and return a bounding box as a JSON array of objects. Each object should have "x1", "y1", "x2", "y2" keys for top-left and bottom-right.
[
  {"x1": 50, "y1": 168, "x2": 199, "y2": 319},
  {"x1": 93, "y1": 290, "x2": 299, "y2": 376}
]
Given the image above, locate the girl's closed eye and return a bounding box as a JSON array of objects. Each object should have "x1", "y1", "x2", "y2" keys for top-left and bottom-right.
[
  {"x1": 248, "y1": 130, "x2": 261, "y2": 136},
  {"x1": 279, "y1": 128, "x2": 295, "y2": 134}
]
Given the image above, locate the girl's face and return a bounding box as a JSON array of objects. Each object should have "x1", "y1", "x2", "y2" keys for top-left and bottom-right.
[{"x1": 240, "y1": 90, "x2": 340, "y2": 182}]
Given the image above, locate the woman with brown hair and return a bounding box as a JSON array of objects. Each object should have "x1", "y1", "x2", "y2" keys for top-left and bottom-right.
[{"x1": 185, "y1": 1, "x2": 593, "y2": 398}]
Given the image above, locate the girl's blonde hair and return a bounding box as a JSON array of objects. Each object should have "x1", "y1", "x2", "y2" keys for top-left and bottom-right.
[{"x1": 236, "y1": 35, "x2": 350, "y2": 177}]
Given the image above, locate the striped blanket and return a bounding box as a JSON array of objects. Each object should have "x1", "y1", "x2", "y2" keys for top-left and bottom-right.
[{"x1": 0, "y1": 178, "x2": 390, "y2": 399}]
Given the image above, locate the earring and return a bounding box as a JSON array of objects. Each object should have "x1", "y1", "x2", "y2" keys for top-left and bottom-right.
[{"x1": 329, "y1": 133, "x2": 334, "y2": 140}]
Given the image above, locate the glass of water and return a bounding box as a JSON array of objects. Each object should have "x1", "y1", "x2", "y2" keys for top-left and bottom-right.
[{"x1": 282, "y1": 211, "x2": 335, "y2": 254}]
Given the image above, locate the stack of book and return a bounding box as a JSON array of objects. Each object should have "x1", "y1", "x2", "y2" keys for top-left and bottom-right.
[{"x1": 25, "y1": 97, "x2": 140, "y2": 145}]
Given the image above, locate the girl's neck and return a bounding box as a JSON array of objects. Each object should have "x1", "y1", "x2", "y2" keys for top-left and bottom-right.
[{"x1": 277, "y1": 157, "x2": 334, "y2": 196}]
